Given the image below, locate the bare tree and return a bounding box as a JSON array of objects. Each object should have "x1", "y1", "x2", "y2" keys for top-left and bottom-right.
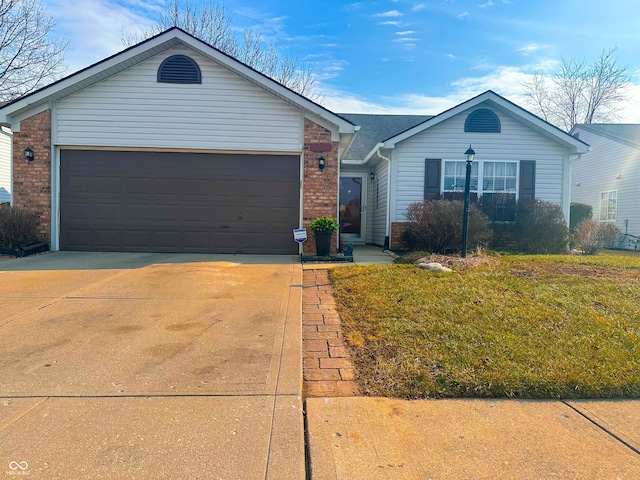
[
  {"x1": 522, "y1": 48, "x2": 630, "y2": 131},
  {"x1": 0, "y1": 0, "x2": 67, "y2": 101},
  {"x1": 122, "y1": 0, "x2": 316, "y2": 98}
]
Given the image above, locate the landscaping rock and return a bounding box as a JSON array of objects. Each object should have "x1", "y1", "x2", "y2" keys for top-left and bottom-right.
[{"x1": 418, "y1": 262, "x2": 453, "y2": 273}]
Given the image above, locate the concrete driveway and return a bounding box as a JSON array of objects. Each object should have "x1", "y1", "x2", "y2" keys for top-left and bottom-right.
[{"x1": 0, "y1": 252, "x2": 303, "y2": 479}]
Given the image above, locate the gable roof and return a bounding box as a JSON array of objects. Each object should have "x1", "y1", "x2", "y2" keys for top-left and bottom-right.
[
  {"x1": 338, "y1": 113, "x2": 432, "y2": 161},
  {"x1": 572, "y1": 124, "x2": 640, "y2": 150},
  {"x1": 377, "y1": 90, "x2": 590, "y2": 156},
  {"x1": 0, "y1": 27, "x2": 355, "y2": 135}
]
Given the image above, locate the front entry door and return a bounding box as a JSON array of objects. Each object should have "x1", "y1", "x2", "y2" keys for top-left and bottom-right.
[{"x1": 339, "y1": 174, "x2": 366, "y2": 243}]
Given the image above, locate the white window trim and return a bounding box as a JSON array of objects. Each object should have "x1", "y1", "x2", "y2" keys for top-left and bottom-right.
[
  {"x1": 599, "y1": 190, "x2": 617, "y2": 222},
  {"x1": 441, "y1": 159, "x2": 520, "y2": 198}
]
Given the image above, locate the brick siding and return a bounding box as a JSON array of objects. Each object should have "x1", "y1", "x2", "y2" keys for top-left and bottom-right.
[
  {"x1": 12, "y1": 110, "x2": 52, "y2": 242},
  {"x1": 390, "y1": 221, "x2": 409, "y2": 251},
  {"x1": 302, "y1": 118, "x2": 339, "y2": 255}
]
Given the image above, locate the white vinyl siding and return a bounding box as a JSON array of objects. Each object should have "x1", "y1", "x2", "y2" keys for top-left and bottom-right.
[
  {"x1": 372, "y1": 160, "x2": 389, "y2": 246},
  {"x1": 392, "y1": 108, "x2": 566, "y2": 221},
  {"x1": 0, "y1": 129, "x2": 12, "y2": 204},
  {"x1": 571, "y1": 127, "x2": 640, "y2": 247},
  {"x1": 56, "y1": 46, "x2": 302, "y2": 152}
]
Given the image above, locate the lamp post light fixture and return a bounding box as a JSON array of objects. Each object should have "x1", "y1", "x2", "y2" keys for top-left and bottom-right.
[
  {"x1": 318, "y1": 156, "x2": 325, "y2": 172},
  {"x1": 461, "y1": 145, "x2": 475, "y2": 258},
  {"x1": 24, "y1": 147, "x2": 35, "y2": 162}
]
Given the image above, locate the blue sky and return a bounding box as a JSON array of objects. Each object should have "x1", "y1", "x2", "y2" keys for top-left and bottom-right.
[{"x1": 47, "y1": 0, "x2": 640, "y2": 120}]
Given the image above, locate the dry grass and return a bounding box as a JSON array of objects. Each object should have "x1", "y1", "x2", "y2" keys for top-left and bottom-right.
[{"x1": 330, "y1": 254, "x2": 640, "y2": 399}]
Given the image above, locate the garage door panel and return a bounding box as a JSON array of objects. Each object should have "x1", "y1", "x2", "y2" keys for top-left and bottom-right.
[
  {"x1": 63, "y1": 229, "x2": 91, "y2": 249},
  {"x1": 60, "y1": 150, "x2": 300, "y2": 253},
  {"x1": 93, "y1": 229, "x2": 122, "y2": 249},
  {"x1": 93, "y1": 203, "x2": 121, "y2": 221},
  {"x1": 181, "y1": 205, "x2": 210, "y2": 224},
  {"x1": 122, "y1": 177, "x2": 154, "y2": 195},
  {"x1": 184, "y1": 179, "x2": 211, "y2": 197},
  {"x1": 211, "y1": 205, "x2": 239, "y2": 224},
  {"x1": 154, "y1": 204, "x2": 184, "y2": 223},
  {"x1": 95, "y1": 176, "x2": 122, "y2": 195},
  {"x1": 124, "y1": 204, "x2": 152, "y2": 222},
  {"x1": 64, "y1": 175, "x2": 93, "y2": 194},
  {"x1": 122, "y1": 230, "x2": 151, "y2": 248},
  {"x1": 154, "y1": 230, "x2": 181, "y2": 250},
  {"x1": 62, "y1": 202, "x2": 92, "y2": 222},
  {"x1": 270, "y1": 206, "x2": 299, "y2": 224},
  {"x1": 154, "y1": 178, "x2": 180, "y2": 196},
  {"x1": 212, "y1": 180, "x2": 241, "y2": 198}
]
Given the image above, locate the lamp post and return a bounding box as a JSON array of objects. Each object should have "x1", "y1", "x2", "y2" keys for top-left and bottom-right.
[{"x1": 461, "y1": 145, "x2": 475, "y2": 258}]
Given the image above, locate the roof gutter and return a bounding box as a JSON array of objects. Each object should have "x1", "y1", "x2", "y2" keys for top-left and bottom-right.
[{"x1": 374, "y1": 145, "x2": 392, "y2": 250}]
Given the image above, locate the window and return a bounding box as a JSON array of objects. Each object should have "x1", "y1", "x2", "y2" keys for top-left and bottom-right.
[
  {"x1": 599, "y1": 190, "x2": 617, "y2": 221},
  {"x1": 443, "y1": 161, "x2": 478, "y2": 191},
  {"x1": 442, "y1": 160, "x2": 518, "y2": 221},
  {"x1": 157, "y1": 55, "x2": 202, "y2": 84},
  {"x1": 464, "y1": 109, "x2": 501, "y2": 133}
]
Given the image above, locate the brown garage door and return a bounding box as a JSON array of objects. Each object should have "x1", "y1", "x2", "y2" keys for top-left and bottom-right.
[{"x1": 60, "y1": 150, "x2": 300, "y2": 254}]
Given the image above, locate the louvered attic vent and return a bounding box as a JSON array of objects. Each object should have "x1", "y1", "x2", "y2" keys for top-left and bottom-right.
[
  {"x1": 465, "y1": 108, "x2": 501, "y2": 133},
  {"x1": 157, "y1": 55, "x2": 202, "y2": 84}
]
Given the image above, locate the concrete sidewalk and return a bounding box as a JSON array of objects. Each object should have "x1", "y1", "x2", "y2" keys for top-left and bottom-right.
[
  {"x1": 0, "y1": 252, "x2": 304, "y2": 479},
  {"x1": 306, "y1": 397, "x2": 640, "y2": 479}
]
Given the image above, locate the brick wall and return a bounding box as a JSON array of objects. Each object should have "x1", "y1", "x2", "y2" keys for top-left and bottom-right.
[
  {"x1": 390, "y1": 222, "x2": 408, "y2": 251},
  {"x1": 12, "y1": 110, "x2": 52, "y2": 242},
  {"x1": 303, "y1": 118, "x2": 339, "y2": 255}
]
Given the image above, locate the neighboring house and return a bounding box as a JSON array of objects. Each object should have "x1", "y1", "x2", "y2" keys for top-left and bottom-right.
[
  {"x1": 0, "y1": 28, "x2": 589, "y2": 255},
  {"x1": 0, "y1": 126, "x2": 12, "y2": 204},
  {"x1": 570, "y1": 124, "x2": 640, "y2": 250},
  {"x1": 340, "y1": 91, "x2": 589, "y2": 249}
]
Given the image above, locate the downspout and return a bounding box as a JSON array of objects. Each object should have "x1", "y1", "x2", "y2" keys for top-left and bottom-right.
[{"x1": 375, "y1": 147, "x2": 392, "y2": 251}]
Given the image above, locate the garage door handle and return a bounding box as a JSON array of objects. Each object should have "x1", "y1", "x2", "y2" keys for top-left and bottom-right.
[{"x1": 238, "y1": 213, "x2": 242, "y2": 221}]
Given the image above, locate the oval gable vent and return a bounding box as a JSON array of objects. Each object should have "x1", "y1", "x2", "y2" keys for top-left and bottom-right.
[
  {"x1": 465, "y1": 108, "x2": 501, "y2": 133},
  {"x1": 157, "y1": 55, "x2": 202, "y2": 84}
]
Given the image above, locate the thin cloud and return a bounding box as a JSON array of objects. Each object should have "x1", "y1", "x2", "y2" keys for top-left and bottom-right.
[
  {"x1": 378, "y1": 21, "x2": 404, "y2": 26},
  {"x1": 516, "y1": 43, "x2": 551, "y2": 56},
  {"x1": 479, "y1": 1, "x2": 494, "y2": 7},
  {"x1": 343, "y1": 2, "x2": 364, "y2": 11},
  {"x1": 456, "y1": 12, "x2": 469, "y2": 19},
  {"x1": 446, "y1": 53, "x2": 456, "y2": 61},
  {"x1": 374, "y1": 10, "x2": 403, "y2": 17},
  {"x1": 412, "y1": 3, "x2": 427, "y2": 11},
  {"x1": 396, "y1": 30, "x2": 416, "y2": 35},
  {"x1": 394, "y1": 37, "x2": 419, "y2": 43}
]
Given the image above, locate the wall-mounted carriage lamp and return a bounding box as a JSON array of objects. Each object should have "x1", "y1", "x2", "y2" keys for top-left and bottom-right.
[
  {"x1": 24, "y1": 147, "x2": 34, "y2": 162},
  {"x1": 318, "y1": 156, "x2": 325, "y2": 171},
  {"x1": 370, "y1": 172, "x2": 375, "y2": 183}
]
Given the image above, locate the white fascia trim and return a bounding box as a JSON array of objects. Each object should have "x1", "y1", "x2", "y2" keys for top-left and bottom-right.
[
  {"x1": 362, "y1": 143, "x2": 385, "y2": 164},
  {"x1": 0, "y1": 29, "x2": 356, "y2": 135},
  {"x1": 382, "y1": 91, "x2": 590, "y2": 154}
]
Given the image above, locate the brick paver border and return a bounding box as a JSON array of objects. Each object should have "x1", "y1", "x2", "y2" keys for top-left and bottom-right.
[{"x1": 303, "y1": 269, "x2": 359, "y2": 397}]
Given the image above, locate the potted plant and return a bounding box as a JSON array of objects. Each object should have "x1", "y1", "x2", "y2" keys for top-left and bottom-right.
[{"x1": 309, "y1": 216, "x2": 339, "y2": 256}]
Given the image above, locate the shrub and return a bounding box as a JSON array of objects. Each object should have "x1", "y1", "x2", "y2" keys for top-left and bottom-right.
[
  {"x1": 401, "y1": 200, "x2": 492, "y2": 254},
  {"x1": 513, "y1": 199, "x2": 569, "y2": 254},
  {"x1": 0, "y1": 205, "x2": 40, "y2": 249},
  {"x1": 570, "y1": 203, "x2": 593, "y2": 232},
  {"x1": 573, "y1": 219, "x2": 619, "y2": 255},
  {"x1": 309, "y1": 216, "x2": 339, "y2": 232}
]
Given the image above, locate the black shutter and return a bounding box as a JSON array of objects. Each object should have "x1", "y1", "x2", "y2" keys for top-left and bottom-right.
[
  {"x1": 424, "y1": 159, "x2": 441, "y2": 200},
  {"x1": 519, "y1": 160, "x2": 536, "y2": 199}
]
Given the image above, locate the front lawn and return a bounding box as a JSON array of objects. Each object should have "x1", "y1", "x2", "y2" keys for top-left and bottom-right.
[{"x1": 330, "y1": 254, "x2": 640, "y2": 399}]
